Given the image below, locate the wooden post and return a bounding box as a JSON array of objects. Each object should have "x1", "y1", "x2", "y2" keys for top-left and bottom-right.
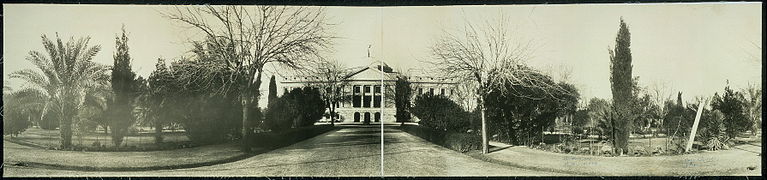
[{"x1": 685, "y1": 100, "x2": 706, "y2": 153}]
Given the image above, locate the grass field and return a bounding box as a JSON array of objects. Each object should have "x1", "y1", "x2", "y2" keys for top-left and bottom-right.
[{"x1": 5, "y1": 127, "x2": 193, "y2": 151}]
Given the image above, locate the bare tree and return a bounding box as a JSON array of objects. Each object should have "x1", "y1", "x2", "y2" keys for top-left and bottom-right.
[
  {"x1": 648, "y1": 81, "x2": 673, "y2": 130},
  {"x1": 164, "y1": 5, "x2": 333, "y2": 143},
  {"x1": 429, "y1": 15, "x2": 565, "y2": 153},
  {"x1": 454, "y1": 81, "x2": 478, "y2": 113},
  {"x1": 300, "y1": 58, "x2": 353, "y2": 126}
]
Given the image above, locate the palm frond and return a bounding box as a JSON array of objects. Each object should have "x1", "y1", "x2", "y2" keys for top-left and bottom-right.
[{"x1": 9, "y1": 69, "x2": 51, "y2": 92}]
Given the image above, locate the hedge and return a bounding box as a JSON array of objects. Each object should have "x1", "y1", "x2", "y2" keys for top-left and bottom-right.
[
  {"x1": 244, "y1": 125, "x2": 336, "y2": 151},
  {"x1": 398, "y1": 124, "x2": 481, "y2": 153}
]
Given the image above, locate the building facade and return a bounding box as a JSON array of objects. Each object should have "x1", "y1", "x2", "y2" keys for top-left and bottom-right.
[{"x1": 280, "y1": 62, "x2": 457, "y2": 124}]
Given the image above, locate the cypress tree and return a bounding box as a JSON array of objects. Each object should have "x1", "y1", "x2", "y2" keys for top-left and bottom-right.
[
  {"x1": 395, "y1": 76, "x2": 412, "y2": 125},
  {"x1": 608, "y1": 18, "x2": 634, "y2": 155},
  {"x1": 110, "y1": 25, "x2": 138, "y2": 147},
  {"x1": 268, "y1": 75, "x2": 278, "y2": 107}
]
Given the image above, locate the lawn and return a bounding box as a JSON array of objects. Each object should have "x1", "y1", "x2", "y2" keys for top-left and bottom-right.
[
  {"x1": 5, "y1": 127, "x2": 193, "y2": 151},
  {"x1": 529, "y1": 130, "x2": 762, "y2": 156},
  {"x1": 3, "y1": 125, "x2": 337, "y2": 172},
  {"x1": 3, "y1": 139, "x2": 248, "y2": 171}
]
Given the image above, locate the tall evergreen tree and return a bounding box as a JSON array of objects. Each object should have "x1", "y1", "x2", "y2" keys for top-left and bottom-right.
[
  {"x1": 268, "y1": 75, "x2": 278, "y2": 107},
  {"x1": 109, "y1": 26, "x2": 139, "y2": 146},
  {"x1": 608, "y1": 18, "x2": 635, "y2": 154},
  {"x1": 711, "y1": 84, "x2": 750, "y2": 138},
  {"x1": 148, "y1": 58, "x2": 173, "y2": 143},
  {"x1": 394, "y1": 76, "x2": 413, "y2": 125}
]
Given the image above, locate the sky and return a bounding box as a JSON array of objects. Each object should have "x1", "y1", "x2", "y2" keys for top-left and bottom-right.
[{"x1": 3, "y1": 3, "x2": 762, "y2": 108}]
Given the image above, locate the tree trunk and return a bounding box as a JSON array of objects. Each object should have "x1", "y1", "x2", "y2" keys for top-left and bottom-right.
[
  {"x1": 154, "y1": 118, "x2": 163, "y2": 144},
  {"x1": 480, "y1": 99, "x2": 488, "y2": 154},
  {"x1": 241, "y1": 98, "x2": 250, "y2": 140},
  {"x1": 611, "y1": 115, "x2": 617, "y2": 153},
  {"x1": 506, "y1": 120, "x2": 513, "y2": 144},
  {"x1": 330, "y1": 102, "x2": 335, "y2": 126},
  {"x1": 542, "y1": 126, "x2": 546, "y2": 145},
  {"x1": 241, "y1": 71, "x2": 263, "y2": 148},
  {"x1": 60, "y1": 110, "x2": 73, "y2": 149},
  {"x1": 470, "y1": 112, "x2": 475, "y2": 131}
]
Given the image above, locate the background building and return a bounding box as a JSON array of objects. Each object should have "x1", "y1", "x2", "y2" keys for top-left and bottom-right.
[{"x1": 281, "y1": 60, "x2": 458, "y2": 124}]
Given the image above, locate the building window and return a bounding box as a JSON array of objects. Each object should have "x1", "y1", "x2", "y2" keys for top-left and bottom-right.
[
  {"x1": 374, "y1": 95, "x2": 381, "y2": 108},
  {"x1": 363, "y1": 85, "x2": 371, "y2": 108},
  {"x1": 373, "y1": 85, "x2": 381, "y2": 107},
  {"x1": 429, "y1": 88, "x2": 434, "y2": 96},
  {"x1": 353, "y1": 86, "x2": 361, "y2": 107},
  {"x1": 440, "y1": 89, "x2": 445, "y2": 96},
  {"x1": 374, "y1": 112, "x2": 381, "y2": 122},
  {"x1": 418, "y1": 88, "x2": 423, "y2": 94}
]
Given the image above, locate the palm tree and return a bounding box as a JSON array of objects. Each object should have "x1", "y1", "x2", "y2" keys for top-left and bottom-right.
[{"x1": 10, "y1": 34, "x2": 109, "y2": 149}]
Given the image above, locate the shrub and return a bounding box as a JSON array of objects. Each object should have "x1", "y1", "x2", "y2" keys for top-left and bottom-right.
[
  {"x1": 246, "y1": 125, "x2": 335, "y2": 151},
  {"x1": 3, "y1": 106, "x2": 32, "y2": 136},
  {"x1": 399, "y1": 124, "x2": 446, "y2": 144},
  {"x1": 179, "y1": 93, "x2": 243, "y2": 145},
  {"x1": 289, "y1": 87, "x2": 325, "y2": 127},
  {"x1": 411, "y1": 94, "x2": 470, "y2": 133},
  {"x1": 663, "y1": 93, "x2": 694, "y2": 140},
  {"x1": 484, "y1": 76, "x2": 579, "y2": 146},
  {"x1": 263, "y1": 87, "x2": 324, "y2": 130},
  {"x1": 444, "y1": 133, "x2": 481, "y2": 153},
  {"x1": 264, "y1": 97, "x2": 297, "y2": 132},
  {"x1": 151, "y1": 59, "x2": 243, "y2": 145},
  {"x1": 3, "y1": 92, "x2": 33, "y2": 136},
  {"x1": 39, "y1": 111, "x2": 60, "y2": 130},
  {"x1": 699, "y1": 110, "x2": 730, "y2": 151},
  {"x1": 399, "y1": 124, "x2": 481, "y2": 152}
]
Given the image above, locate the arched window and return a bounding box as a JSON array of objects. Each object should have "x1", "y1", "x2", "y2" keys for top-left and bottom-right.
[
  {"x1": 374, "y1": 112, "x2": 381, "y2": 122},
  {"x1": 354, "y1": 112, "x2": 361, "y2": 122}
]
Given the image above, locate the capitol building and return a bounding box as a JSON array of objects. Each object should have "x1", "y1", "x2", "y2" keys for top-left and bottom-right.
[{"x1": 280, "y1": 60, "x2": 457, "y2": 124}]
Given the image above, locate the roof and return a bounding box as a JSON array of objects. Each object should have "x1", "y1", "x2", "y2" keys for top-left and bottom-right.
[{"x1": 281, "y1": 59, "x2": 455, "y2": 84}]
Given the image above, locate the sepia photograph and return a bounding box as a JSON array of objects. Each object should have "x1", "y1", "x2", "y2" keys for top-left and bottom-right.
[{"x1": 2, "y1": 2, "x2": 762, "y2": 177}]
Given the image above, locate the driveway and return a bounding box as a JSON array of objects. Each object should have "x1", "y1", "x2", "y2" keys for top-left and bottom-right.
[{"x1": 4, "y1": 125, "x2": 564, "y2": 177}]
